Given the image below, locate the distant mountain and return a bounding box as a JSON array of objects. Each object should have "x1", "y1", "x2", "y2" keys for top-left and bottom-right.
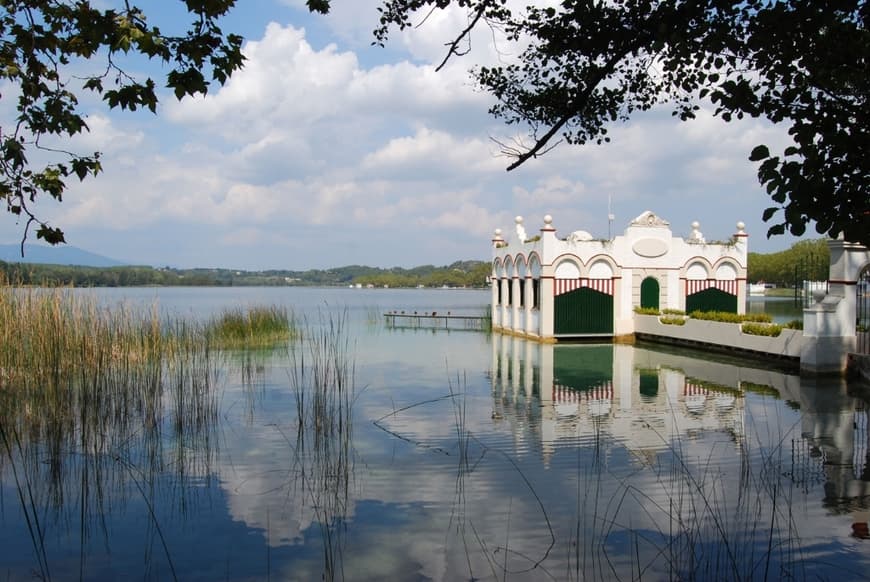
[{"x1": 0, "y1": 244, "x2": 126, "y2": 267}]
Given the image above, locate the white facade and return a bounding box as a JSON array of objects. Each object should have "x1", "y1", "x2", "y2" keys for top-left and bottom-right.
[{"x1": 491, "y1": 211, "x2": 749, "y2": 340}]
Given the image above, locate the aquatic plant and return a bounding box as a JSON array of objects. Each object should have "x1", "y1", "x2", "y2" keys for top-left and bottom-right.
[
  {"x1": 0, "y1": 284, "x2": 298, "y2": 579},
  {"x1": 206, "y1": 304, "x2": 295, "y2": 348},
  {"x1": 289, "y1": 309, "x2": 357, "y2": 582},
  {"x1": 483, "y1": 303, "x2": 493, "y2": 333}
]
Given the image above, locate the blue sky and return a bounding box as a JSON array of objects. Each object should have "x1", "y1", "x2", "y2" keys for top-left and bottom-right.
[{"x1": 0, "y1": 0, "x2": 810, "y2": 270}]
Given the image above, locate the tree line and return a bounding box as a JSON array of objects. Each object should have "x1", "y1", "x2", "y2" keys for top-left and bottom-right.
[
  {"x1": 747, "y1": 239, "x2": 830, "y2": 287},
  {"x1": 0, "y1": 260, "x2": 492, "y2": 288}
]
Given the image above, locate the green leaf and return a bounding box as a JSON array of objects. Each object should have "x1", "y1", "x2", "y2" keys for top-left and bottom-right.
[
  {"x1": 748, "y1": 144, "x2": 770, "y2": 161},
  {"x1": 306, "y1": 0, "x2": 331, "y2": 14},
  {"x1": 36, "y1": 225, "x2": 66, "y2": 245}
]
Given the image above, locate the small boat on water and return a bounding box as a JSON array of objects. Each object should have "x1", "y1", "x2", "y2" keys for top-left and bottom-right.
[{"x1": 749, "y1": 283, "x2": 775, "y2": 295}]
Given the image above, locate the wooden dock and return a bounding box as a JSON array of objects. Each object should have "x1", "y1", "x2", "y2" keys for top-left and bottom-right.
[{"x1": 384, "y1": 311, "x2": 489, "y2": 331}]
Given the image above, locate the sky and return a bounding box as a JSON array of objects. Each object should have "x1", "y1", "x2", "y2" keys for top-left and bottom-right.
[{"x1": 0, "y1": 0, "x2": 812, "y2": 270}]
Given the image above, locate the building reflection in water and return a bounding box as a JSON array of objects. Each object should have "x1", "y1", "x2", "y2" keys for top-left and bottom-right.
[{"x1": 490, "y1": 333, "x2": 870, "y2": 532}]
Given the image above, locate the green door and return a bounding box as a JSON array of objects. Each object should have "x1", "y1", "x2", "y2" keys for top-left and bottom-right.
[
  {"x1": 640, "y1": 277, "x2": 660, "y2": 310},
  {"x1": 554, "y1": 287, "x2": 614, "y2": 334},
  {"x1": 686, "y1": 287, "x2": 737, "y2": 313}
]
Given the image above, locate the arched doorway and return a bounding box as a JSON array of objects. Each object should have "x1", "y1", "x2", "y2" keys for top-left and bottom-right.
[
  {"x1": 553, "y1": 259, "x2": 614, "y2": 335},
  {"x1": 640, "y1": 277, "x2": 660, "y2": 310},
  {"x1": 859, "y1": 265, "x2": 870, "y2": 354}
]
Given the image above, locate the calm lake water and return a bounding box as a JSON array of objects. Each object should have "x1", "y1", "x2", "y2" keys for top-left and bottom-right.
[{"x1": 1, "y1": 287, "x2": 868, "y2": 581}]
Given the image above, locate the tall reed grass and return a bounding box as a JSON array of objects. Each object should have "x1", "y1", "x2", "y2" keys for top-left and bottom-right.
[
  {"x1": 289, "y1": 310, "x2": 357, "y2": 582},
  {"x1": 0, "y1": 284, "x2": 295, "y2": 579}
]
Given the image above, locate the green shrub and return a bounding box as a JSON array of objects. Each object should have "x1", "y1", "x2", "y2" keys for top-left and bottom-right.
[
  {"x1": 689, "y1": 310, "x2": 772, "y2": 324},
  {"x1": 633, "y1": 306, "x2": 660, "y2": 315},
  {"x1": 660, "y1": 315, "x2": 687, "y2": 326},
  {"x1": 741, "y1": 322, "x2": 782, "y2": 337},
  {"x1": 784, "y1": 319, "x2": 803, "y2": 330},
  {"x1": 662, "y1": 308, "x2": 686, "y2": 315}
]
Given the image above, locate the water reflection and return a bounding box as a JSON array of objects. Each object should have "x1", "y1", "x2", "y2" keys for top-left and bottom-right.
[
  {"x1": 3, "y1": 285, "x2": 870, "y2": 580},
  {"x1": 490, "y1": 334, "x2": 870, "y2": 579}
]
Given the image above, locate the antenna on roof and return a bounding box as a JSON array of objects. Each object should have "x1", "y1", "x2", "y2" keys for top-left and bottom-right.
[{"x1": 607, "y1": 193, "x2": 615, "y2": 239}]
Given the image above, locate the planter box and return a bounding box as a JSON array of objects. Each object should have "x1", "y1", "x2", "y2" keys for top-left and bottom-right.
[{"x1": 634, "y1": 314, "x2": 804, "y2": 360}]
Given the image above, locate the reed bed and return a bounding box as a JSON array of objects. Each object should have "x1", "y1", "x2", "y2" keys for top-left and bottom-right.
[
  {"x1": 205, "y1": 304, "x2": 295, "y2": 348},
  {"x1": 0, "y1": 285, "x2": 297, "y2": 579}
]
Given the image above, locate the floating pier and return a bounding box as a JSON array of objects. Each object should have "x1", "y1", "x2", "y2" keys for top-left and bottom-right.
[{"x1": 384, "y1": 311, "x2": 489, "y2": 331}]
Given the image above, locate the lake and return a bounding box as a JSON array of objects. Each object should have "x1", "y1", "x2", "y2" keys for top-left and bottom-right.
[{"x1": 0, "y1": 287, "x2": 867, "y2": 581}]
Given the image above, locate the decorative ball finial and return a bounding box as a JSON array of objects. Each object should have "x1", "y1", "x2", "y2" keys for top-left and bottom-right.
[
  {"x1": 691, "y1": 221, "x2": 700, "y2": 229},
  {"x1": 543, "y1": 214, "x2": 553, "y2": 225},
  {"x1": 515, "y1": 215, "x2": 524, "y2": 224},
  {"x1": 494, "y1": 228, "x2": 502, "y2": 237},
  {"x1": 736, "y1": 221, "x2": 746, "y2": 231}
]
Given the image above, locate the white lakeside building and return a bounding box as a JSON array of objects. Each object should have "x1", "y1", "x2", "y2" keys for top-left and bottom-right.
[{"x1": 490, "y1": 211, "x2": 749, "y2": 341}]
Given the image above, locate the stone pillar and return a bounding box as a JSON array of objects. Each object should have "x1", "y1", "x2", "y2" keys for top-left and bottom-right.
[
  {"x1": 490, "y1": 275, "x2": 499, "y2": 328},
  {"x1": 539, "y1": 214, "x2": 558, "y2": 340},
  {"x1": 614, "y1": 273, "x2": 633, "y2": 337},
  {"x1": 540, "y1": 276, "x2": 554, "y2": 339},
  {"x1": 491, "y1": 229, "x2": 504, "y2": 329},
  {"x1": 666, "y1": 270, "x2": 680, "y2": 310},
  {"x1": 800, "y1": 239, "x2": 866, "y2": 375},
  {"x1": 500, "y1": 277, "x2": 509, "y2": 330},
  {"x1": 733, "y1": 221, "x2": 749, "y2": 315}
]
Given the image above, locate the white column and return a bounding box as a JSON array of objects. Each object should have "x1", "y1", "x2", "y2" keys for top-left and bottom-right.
[{"x1": 524, "y1": 276, "x2": 533, "y2": 335}]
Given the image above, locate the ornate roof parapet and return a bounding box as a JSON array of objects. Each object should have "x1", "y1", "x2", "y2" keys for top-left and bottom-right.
[{"x1": 629, "y1": 211, "x2": 670, "y2": 228}]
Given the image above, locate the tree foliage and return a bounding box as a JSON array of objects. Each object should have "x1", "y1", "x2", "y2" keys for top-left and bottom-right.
[
  {"x1": 747, "y1": 238, "x2": 829, "y2": 286},
  {"x1": 0, "y1": 0, "x2": 244, "y2": 247},
  {"x1": 320, "y1": 0, "x2": 869, "y2": 246}
]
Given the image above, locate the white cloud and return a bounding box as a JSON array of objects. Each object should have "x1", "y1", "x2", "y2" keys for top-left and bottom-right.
[
  {"x1": 0, "y1": 2, "x2": 812, "y2": 267},
  {"x1": 361, "y1": 128, "x2": 502, "y2": 179}
]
